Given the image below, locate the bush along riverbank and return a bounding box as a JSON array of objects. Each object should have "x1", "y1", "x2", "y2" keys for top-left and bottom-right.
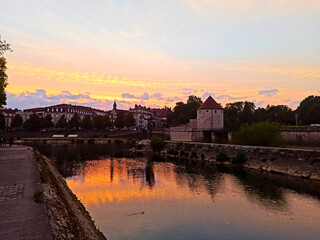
[
  {"x1": 134, "y1": 139, "x2": 320, "y2": 181},
  {"x1": 34, "y1": 151, "x2": 107, "y2": 240}
]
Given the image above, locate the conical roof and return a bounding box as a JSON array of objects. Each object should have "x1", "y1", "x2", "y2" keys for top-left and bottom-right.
[{"x1": 198, "y1": 96, "x2": 223, "y2": 110}]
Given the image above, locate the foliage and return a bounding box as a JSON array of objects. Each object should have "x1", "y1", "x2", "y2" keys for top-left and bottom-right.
[
  {"x1": 224, "y1": 101, "x2": 255, "y2": 130},
  {"x1": 124, "y1": 112, "x2": 136, "y2": 129},
  {"x1": 24, "y1": 113, "x2": 42, "y2": 130},
  {"x1": 82, "y1": 115, "x2": 93, "y2": 130},
  {"x1": 191, "y1": 151, "x2": 198, "y2": 159},
  {"x1": 56, "y1": 115, "x2": 68, "y2": 128},
  {"x1": 93, "y1": 115, "x2": 112, "y2": 130},
  {"x1": 167, "y1": 149, "x2": 179, "y2": 155},
  {"x1": 0, "y1": 36, "x2": 12, "y2": 107},
  {"x1": 0, "y1": 112, "x2": 5, "y2": 130},
  {"x1": 216, "y1": 148, "x2": 230, "y2": 162},
  {"x1": 11, "y1": 114, "x2": 23, "y2": 128},
  {"x1": 172, "y1": 95, "x2": 203, "y2": 124},
  {"x1": 296, "y1": 95, "x2": 320, "y2": 125},
  {"x1": 232, "y1": 122, "x2": 282, "y2": 147},
  {"x1": 232, "y1": 150, "x2": 247, "y2": 165},
  {"x1": 68, "y1": 113, "x2": 81, "y2": 129},
  {"x1": 136, "y1": 144, "x2": 144, "y2": 150},
  {"x1": 42, "y1": 114, "x2": 54, "y2": 128},
  {"x1": 150, "y1": 136, "x2": 166, "y2": 152},
  {"x1": 114, "y1": 111, "x2": 125, "y2": 129}
]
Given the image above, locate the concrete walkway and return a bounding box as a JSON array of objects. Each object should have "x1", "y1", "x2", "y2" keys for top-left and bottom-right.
[{"x1": 0, "y1": 145, "x2": 52, "y2": 240}]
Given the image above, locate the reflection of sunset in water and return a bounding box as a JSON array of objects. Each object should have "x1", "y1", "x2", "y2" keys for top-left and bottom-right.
[
  {"x1": 65, "y1": 157, "x2": 320, "y2": 240},
  {"x1": 67, "y1": 158, "x2": 200, "y2": 206}
]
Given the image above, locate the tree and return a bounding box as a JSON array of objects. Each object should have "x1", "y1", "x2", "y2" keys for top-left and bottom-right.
[
  {"x1": 172, "y1": 95, "x2": 203, "y2": 124},
  {"x1": 56, "y1": 115, "x2": 68, "y2": 128},
  {"x1": 11, "y1": 114, "x2": 23, "y2": 128},
  {"x1": 93, "y1": 115, "x2": 112, "y2": 130},
  {"x1": 114, "y1": 111, "x2": 125, "y2": 129},
  {"x1": 82, "y1": 115, "x2": 93, "y2": 130},
  {"x1": 42, "y1": 114, "x2": 54, "y2": 128},
  {"x1": 232, "y1": 122, "x2": 282, "y2": 147},
  {"x1": 0, "y1": 112, "x2": 5, "y2": 130},
  {"x1": 296, "y1": 95, "x2": 320, "y2": 125},
  {"x1": 124, "y1": 112, "x2": 135, "y2": 130},
  {"x1": 68, "y1": 113, "x2": 81, "y2": 129},
  {"x1": 24, "y1": 113, "x2": 42, "y2": 130},
  {"x1": 0, "y1": 36, "x2": 12, "y2": 107}
]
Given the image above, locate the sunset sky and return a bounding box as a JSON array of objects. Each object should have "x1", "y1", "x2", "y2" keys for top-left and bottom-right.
[{"x1": 1, "y1": 0, "x2": 320, "y2": 110}]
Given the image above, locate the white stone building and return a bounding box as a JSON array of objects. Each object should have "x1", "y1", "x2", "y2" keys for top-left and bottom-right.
[
  {"x1": 170, "y1": 96, "x2": 227, "y2": 142},
  {"x1": 23, "y1": 104, "x2": 107, "y2": 125}
]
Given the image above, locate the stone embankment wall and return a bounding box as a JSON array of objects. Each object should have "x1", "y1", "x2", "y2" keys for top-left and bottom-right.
[
  {"x1": 165, "y1": 141, "x2": 320, "y2": 181},
  {"x1": 35, "y1": 151, "x2": 107, "y2": 240},
  {"x1": 281, "y1": 128, "x2": 320, "y2": 146}
]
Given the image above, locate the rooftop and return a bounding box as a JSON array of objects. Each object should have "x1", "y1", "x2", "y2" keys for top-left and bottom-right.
[{"x1": 198, "y1": 96, "x2": 223, "y2": 110}]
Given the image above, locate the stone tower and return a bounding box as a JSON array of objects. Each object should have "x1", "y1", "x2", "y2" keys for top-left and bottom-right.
[{"x1": 197, "y1": 96, "x2": 224, "y2": 130}]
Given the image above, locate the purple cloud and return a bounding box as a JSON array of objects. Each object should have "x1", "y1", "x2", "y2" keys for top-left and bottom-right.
[
  {"x1": 258, "y1": 89, "x2": 279, "y2": 97},
  {"x1": 140, "y1": 92, "x2": 149, "y2": 100},
  {"x1": 151, "y1": 92, "x2": 163, "y2": 99},
  {"x1": 121, "y1": 93, "x2": 136, "y2": 99}
]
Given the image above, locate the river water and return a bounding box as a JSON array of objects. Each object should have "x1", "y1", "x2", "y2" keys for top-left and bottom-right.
[{"x1": 38, "y1": 143, "x2": 320, "y2": 240}]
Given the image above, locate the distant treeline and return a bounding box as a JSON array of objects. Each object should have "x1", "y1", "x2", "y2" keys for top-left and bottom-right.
[{"x1": 170, "y1": 95, "x2": 320, "y2": 130}]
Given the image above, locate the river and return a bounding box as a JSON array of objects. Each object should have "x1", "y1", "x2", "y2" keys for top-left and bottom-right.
[{"x1": 38, "y1": 143, "x2": 320, "y2": 240}]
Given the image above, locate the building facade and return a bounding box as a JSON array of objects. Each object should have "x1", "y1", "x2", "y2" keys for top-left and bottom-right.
[
  {"x1": 170, "y1": 96, "x2": 226, "y2": 143},
  {"x1": 24, "y1": 104, "x2": 107, "y2": 125}
]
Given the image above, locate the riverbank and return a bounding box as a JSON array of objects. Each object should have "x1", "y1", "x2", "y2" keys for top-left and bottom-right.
[
  {"x1": 0, "y1": 146, "x2": 53, "y2": 239},
  {"x1": 140, "y1": 141, "x2": 320, "y2": 181},
  {"x1": 35, "y1": 150, "x2": 107, "y2": 240}
]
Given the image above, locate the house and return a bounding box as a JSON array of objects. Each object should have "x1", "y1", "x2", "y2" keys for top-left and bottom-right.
[
  {"x1": 0, "y1": 108, "x2": 22, "y2": 128},
  {"x1": 151, "y1": 107, "x2": 172, "y2": 127},
  {"x1": 129, "y1": 104, "x2": 160, "y2": 129},
  {"x1": 108, "y1": 101, "x2": 129, "y2": 125},
  {"x1": 24, "y1": 104, "x2": 108, "y2": 125},
  {"x1": 170, "y1": 96, "x2": 228, "y2": 143}
]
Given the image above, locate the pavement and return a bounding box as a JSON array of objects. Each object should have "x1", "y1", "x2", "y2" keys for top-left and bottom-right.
[{"x1": 0, "y1": 145, "x2": 53, "y2": 240}]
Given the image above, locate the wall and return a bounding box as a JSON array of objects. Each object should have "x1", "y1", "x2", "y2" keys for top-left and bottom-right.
[
  {"x1": 165, "y1": 141, "x2": 320, "y2": 181},
  {"x1": 281, "y1": 130, "x2": 320, "y2": 146},
  {"x1": 197, "y1": 109, "x2": 223, "y2": 130}
]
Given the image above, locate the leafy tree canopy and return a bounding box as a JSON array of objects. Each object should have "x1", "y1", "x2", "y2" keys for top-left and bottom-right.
[
  {"x1": 56, "y1": 115, "x2": 68, "y2": 128},
  {"x1": 11, "y1": 114, "x2": 23, "y2": 128},
  {"x1": 172, "y1": 95, "x2": 203, "y2": 125},
  {"x1": 0, "y1": 36, "x2": 13, "y2": 107},
  {"x1": 68, "y1": 113, "x2": 81, "y2": 129}
]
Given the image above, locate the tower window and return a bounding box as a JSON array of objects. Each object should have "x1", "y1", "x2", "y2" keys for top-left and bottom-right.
[{"x1": 215, "y1": 110, "x2": 217, "y2": 113}]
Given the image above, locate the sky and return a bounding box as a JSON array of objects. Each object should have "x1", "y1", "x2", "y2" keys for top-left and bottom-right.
[{"x1": 1, "y1": 0, "x2": 320, "y2": 110}]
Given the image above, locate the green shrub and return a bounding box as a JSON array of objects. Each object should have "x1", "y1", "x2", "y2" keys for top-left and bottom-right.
[
  {"x1": 167, "y1": 149, "x2": 179, "y2": 155},
  {"x1": 216, "y1": 148, "x2": 229, "y2": 162},
  {"x1": 232, "y1": 122, "x2": 282, "y2": 147},
  {"x1": 200, "y1": 153, "x2": 205, "y2": 160},
  {"x1": 136, "y1": 144, "x2": 144, "y2": 150},
  {"x1": 179, "y1": 150, "x2": 185, "y2": 156},
  {"x1": 191, "y1": 151, "x2": 198, "y2": 159},
  {"x1": 150, "y1": 136, "x2": 166, "y2": 152},
  {"x1": 232, "y1": 150, "x2": 247, "y2": 165},
  {"x1": 185, "y1": 152, "x2": 189, "y2": 157}
]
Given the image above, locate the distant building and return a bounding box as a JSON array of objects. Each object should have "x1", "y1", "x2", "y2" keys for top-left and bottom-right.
[
  {"x1": 129, "y1": 104, "x2": 160, "y2": 129},
  {"x1": 108, "y1": 101, "x2": 129, "y2": 124},
  {"x1": 0, "y1": 108, "x2": 22, "y2": 128},
  {"x1": 24, "y1": 104, "x2": 107, "y2": 125},
  {"x1": 151, "y1": 107, "x2": 172, "y2": 127},
  {"x1": 170, "y1": 96, "x2": 227, "y2": 142}
]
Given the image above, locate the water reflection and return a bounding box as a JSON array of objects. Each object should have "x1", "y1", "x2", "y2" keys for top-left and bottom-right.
[{"x1": 38, "y1": 144, "x2": 320, "y2": 240}]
